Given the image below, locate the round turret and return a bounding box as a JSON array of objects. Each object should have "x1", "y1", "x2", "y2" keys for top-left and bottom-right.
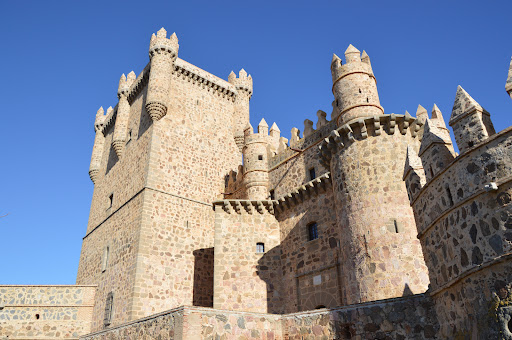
[
  {"x1": 243, "y1": 121, "x2": 270, "y2": 200},
  {"x1": 331, "y1": 45, "x2": 384, "y2": 126}
]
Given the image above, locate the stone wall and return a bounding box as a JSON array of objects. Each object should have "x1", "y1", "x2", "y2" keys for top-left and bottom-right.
[
  {"x1": 77, "y1": 53, "x2": 244, "y2": 331},
  {"x1": 327, "y1": 116, "x2": 430, "y2": 305},
  {"x1": 410, "y1": 127, "x2": 512, "y2": 338},
  {"x1": 275, "y1": 184, "x2": 342, "y2": 313},
  {"x1": 0, "y1": 285, "x2": 96, "y2": 339},
  {"x1": 80, "y1": 306, "x2": 282, "y2": 340},
  {"x1": 80, "y1": 295, "x2": 438, "y2": 340},
  {"x1": 213, "y1": 201, "x2": 281, "y2": 313},
  {"x1": 282, "y1": 294, "x2": 438, "y2": 339}
]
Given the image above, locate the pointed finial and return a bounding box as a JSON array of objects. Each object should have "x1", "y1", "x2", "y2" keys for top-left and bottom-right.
[
  {"x1": 258, "y1": 118, "x2": 268, "y2": 127},
  {"x1": 127, "y1": 71, "x2": 136, "y2": 81},
  {"x1": 239, "y1": 68, "x2": 247, "y2": 78},
  {"x1": 403, "y1": 145, "x2": 425, "y2": 182},
  {"x1": 170, "y1": 32, "x2": 178, "y2": 43},
  {"x1": 107, "y1": 106, "x2": 114, "y2": 115},
  {"x1": 431, "y1": 104, "x2": 447, "y2": 128},
  {"x1": 270, "y1": 122, "x2": 280, "y2": 132},
  {"x1": 345, "y1": 44, "x2": 361, "y2": 63},
  {"x1": 450, "y1": 86, "x2": 483, "y2": 125},
  {"x1": 96, "y1": 106, "x2": 104, "y2": 117},
  {"x1": 157, "y1": 27, "x2": 167, "y2": 38},
  {"x1": 118, "y1": 73, "x2": 127, "y2": 89},
  {"x1": 404, "y1": 110, "x2": 412, "y2": 121},
  {"x1": 150, "y1": 33, "x2": 156, "y2": 43},
  {"x1": 331, "y1": 53, "x2": 341, "y2": 66},
  {"x1": 258, "y1": 118, "x2": 269, "y2": 134},
  {"x1": 416, "y1": 105, "x2": 428, "y2": 124}
]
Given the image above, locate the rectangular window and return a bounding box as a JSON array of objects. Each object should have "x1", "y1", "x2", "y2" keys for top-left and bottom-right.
[
  {"x1": 256, "y1": 243, "x2": 265, "y2": 253},
  {"x1": 108, "y1": 194, "x2": 113, "y2": 209},
  {"x1": 102, "y1": 246, "x2": 109, "y2": 272},
  {"x1": 104, "y1": 292, "x2": 114, "y2": 327},
  {"x1": 309, "y1": 167, "x2": 316, "y2": 181},
  {"x1": 269, "y1": 190, "x2": 275, "y2": 200},
  {"x1": 308, "y1": 222, "x2": 319, "y2": 241}
]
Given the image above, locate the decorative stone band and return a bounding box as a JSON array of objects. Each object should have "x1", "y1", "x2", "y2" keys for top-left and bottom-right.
[
  {"x1": 331, "y1": 70, "x2": 376, "y2": 91},
  {"x1": 335, "y1": 103, "x2": 384, "y2": 126},
  {"x1": 319, "y1": 113, "x2": 421, "y2": 168},
  {"x1": 274, "y1": 172, "x2": 331, "y2": 212},
  {"x1": 213, "y1": 199, "x2": 276, "y2": 215},
  {"x1": 448, "y1": 104, "x2": 490, "y2": 126}
]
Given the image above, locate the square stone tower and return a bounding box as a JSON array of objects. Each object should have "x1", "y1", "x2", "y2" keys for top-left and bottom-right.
[{"x1": 76, "y1": 28, "x2": 249, "y2": 331}]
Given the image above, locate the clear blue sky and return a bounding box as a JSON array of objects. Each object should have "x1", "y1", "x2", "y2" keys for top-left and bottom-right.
[{"x1": 1, "y1": 1, "x2": 511, "y2": 284}]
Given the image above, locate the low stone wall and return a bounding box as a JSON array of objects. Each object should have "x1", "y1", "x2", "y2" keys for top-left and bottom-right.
[
  {"x1": 282, "y1": 294, "x2": 438, "y2": 339},
  {"x1": 80, "y1": 294, "x2": 438, "y2": 339},
  {"x1": 0, "y1": 285, "x2": 96, "y2": 339},
  {"x1": 80, "y1": 306, "x2": 282, "y2": 340}
]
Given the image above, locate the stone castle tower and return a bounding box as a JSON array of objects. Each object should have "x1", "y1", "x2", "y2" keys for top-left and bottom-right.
[{"x1": 2, "y1": 28, "x2": 512, "y2": 339}]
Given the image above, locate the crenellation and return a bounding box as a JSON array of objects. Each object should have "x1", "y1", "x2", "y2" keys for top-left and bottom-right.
[
  {"x1": 507, "y1": 57, "x2": 512, "y2": 99},
  {"x1": 9, "y1": 26, "x2": 512, "y2": 340}
]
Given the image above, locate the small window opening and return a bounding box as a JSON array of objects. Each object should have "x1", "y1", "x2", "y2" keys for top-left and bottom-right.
[
  {"x1": 366, "y1": 97, "x2": 369, "y2": 103},
  {"x1": 126, "y1": 129, "x2": 132, "y2": 144},
  {"x1": 308, "y1": 167, "x2": 316, "y2": 181},
  {"x1": 269, "y1": 190, "x2": 275, "y2": 200},
  {"x1": 315, "y1": 305, "x2": 326, "y2": 309},
  {"x1": 358, "y1": 89, "x2": 361, "y2": 93},
  {"x1": 104, "y1": 292, "x2": 114, "y2": 328},
  {"x1": 258, "y1": 155, "x2": 263, "y2": 161},
  {"x1": 102, "y1": 246, "x2": 110, "y2": 272},
  {"x1": 446, "y1": 186, "x2": 454, "y2": 206},
  {"x1": 108, "y1": 194, "x2": 113, "y2": 209},
  {"x1": 336, "y1": 99, "x2": 339, "y2": 107},
  {"x1": 429, "y1": 166, "x2": 434, "y2": 178},
  {"x1": 468, "y1": 141, "x2": 474, "y2": 148},
  {"x1": 394, "y1": 220, "x2": 399, "y2": 233},
  {"x1": 35, "y1": 314, "x2": 40, "y2": 320},
  {"x1": 256, "y1": 242, "x2": 265, "y2": 253},
  {"x1": 308, "y1": 222, "x2": 319, "y2": 241}
]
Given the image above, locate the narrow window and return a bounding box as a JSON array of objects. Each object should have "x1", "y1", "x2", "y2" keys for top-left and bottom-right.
[
  {"x1": 269, "y1": 190, "x2": 275, "y2": 200},
  {"x1": 256, "y1": 242, "x2": 265, "y2": 253},
  {"x1": 104, "y1": 292, "x2": 114, "y2": 327},
  {"x1": 308, "y1": 167, "x2": 316, "y2": 181},
  {"x1": 366, "y1": 97, "x2": 369, "y2": 103},
  {"x1": 394, "y1": 220, "x2": 399, "y2": 233},
  {"x1": 126, "y1": 129, "x2": 132, "y2": 144},
  {"x1": 429, "y1": 166, "x2": 434, "y2": 178},
  {"x1": 108, "y1": 194, "x2": 113, "y2": 209},
  {"x1": 258, "y1": 155, "x2": 263, "y2": 161},
  {"x1": 445, "y1": 185, "x2": 454, "y2": 206},
  {"x1": 35, "y1": 314, "x2": 40, "y2": 320},
  {"x1": 358, "y1": 89, "x2": 361, "y2": 93},
  {"x1": 308, "y1": 222, "x2": 319, "y2": 241},
  {"x1": 102, "y1": 246, "x2": 109, "y2": 272}
]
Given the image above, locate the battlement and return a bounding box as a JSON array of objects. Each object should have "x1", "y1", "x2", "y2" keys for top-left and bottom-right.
[
  {"x1": 330, "y1": 45, "x2": 375, "y2": 85},
  {"x1": 117, "y1": 71, "x2": 136, "y2": 98},
  {"x1": 148, "y1": 27, "x2": 179, "y2": 60},
  {"x1": 228, "y1": 69, "x2": 253, "y2": 98},
  {"x1": 212, "y1": 199, "x2": 276, "y2": 215},
  {"x1": 318, "y1": 113, "x2": 422, "y2": 168},
  {"x1": 274, "y1": 172, "x2": 331, "y2": 212},
  {"x1": 269, "y1": 110, "x2": 336, "y2": 168}
]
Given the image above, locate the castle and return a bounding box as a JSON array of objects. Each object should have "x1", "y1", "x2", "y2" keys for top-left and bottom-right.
[{"x1": 1, "y1": 27, "x2": 512, "y2": 339}]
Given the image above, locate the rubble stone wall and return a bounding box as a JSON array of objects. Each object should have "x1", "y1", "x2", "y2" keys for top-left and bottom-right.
[{"x1": 0, "y1": 285, "x2": 96, "y2": 339}]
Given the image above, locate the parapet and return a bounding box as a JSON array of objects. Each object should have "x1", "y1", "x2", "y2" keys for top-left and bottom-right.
[
  {"x1": 148, "y1": 27, "x2": 179, "y2": 59},
  {"x1": 228, "y1": 69, "x2": 253, "y2": 98},
  {"x1": 318, "y1": 113, "x2": 421, "y2": 168},
  {"x1": 213, "y1": 199, "x2": 276, "y2": 215},
  {"x1": 330, "y1": 45, "x2": 375, "y2": 85},
  {"x1": 274, "y1": 173, "x2": 331, "y2": 212},
  {"x1": 117, "y1": 71, "x2": 136, "y2": 98}
]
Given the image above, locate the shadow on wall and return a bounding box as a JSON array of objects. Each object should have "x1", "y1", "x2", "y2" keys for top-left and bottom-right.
[
  {"x1": 256, "y1": 191, "x2": 342, "y2": 314},
  {"x1": 192, "y1": 247, "x2": 214, "y2": 307}
]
